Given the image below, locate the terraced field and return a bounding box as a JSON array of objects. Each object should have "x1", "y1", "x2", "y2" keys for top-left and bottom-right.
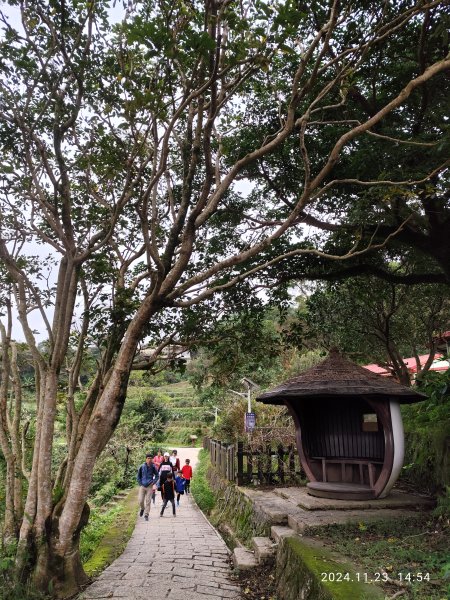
[{"x1": 152, "y1": 380, "x2": 213, "y2": 445}]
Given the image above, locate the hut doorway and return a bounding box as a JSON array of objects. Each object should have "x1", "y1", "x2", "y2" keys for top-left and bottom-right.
[{"x1": 291, "y1": 396, "x2": 388, "y2": 499}]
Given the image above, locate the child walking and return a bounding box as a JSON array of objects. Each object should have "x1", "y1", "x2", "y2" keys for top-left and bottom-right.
[
  {"x1": 160, "y1": 472, "x2": 176, "y2": 517},
  {"x1": 181, "y1": 458, "x2": 193, "y2": 494},
  {"x1": 174, "y1": 470, "x2": 186, "y2": 506}
]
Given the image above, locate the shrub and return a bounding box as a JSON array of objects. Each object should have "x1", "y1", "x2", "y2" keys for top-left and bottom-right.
[
  {"x1": 191, "y1": 449, "x2": 215, "y2": 514},
  {"x1": 0, "y1": 539, "x2": 48, "y2": 599},
  {"x1": 401, "y1": 368, "x2": 450, "y2": 494},
  {"x1": 92, "y1": 479, "x2": 121, "y2": 507},
  {"x1": 90, "y1": 455, "x2": 118, "y2": 495}
]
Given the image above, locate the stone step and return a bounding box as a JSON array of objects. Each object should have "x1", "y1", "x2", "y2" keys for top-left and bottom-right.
[
  {"x1": 232, "y1": 547, "x2": 258, "y2": 570},
  {"x1": 288, "y1": 513, "x2": 307, "y2": 532},
  {"x1": 275, "y1": 486, "x2": 436, "y2": 511},
  {"x1": 270, "y1": 525, "x2": 297, "y2": 543},
  {"x1": 251, "y1": 536, "x2": 275, "y2": 563},
  {"x1": 258, "y1": 502, "x2": 289, "y2": 524},
  {"x1": 287, "y1": 507, "x2": 427, "y2": 534}
]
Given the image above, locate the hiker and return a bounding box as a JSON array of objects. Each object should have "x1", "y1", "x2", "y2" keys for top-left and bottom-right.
[
  {"x1": 181, "y1": 458, "x2": 193, "y2": 494},
  {"x1": 157, "y1": 452, "x2": 173, "y2": 498},
  {"x1": 160, "y1": 472, "x2": 176, "y2": 517},
  {"x1": 137, "y1": 453, "x2": 159, "y2": 521},
  {"x1": 174, "y1": 470, "x2": 186, "y2": 506},
  {"x1": 169, "y1": 449, "x2": 180, "y2": 473},
  {"x1": 153, "y1": 449, "x2": 164, "y2": 470},
  {"x1": 152, "y1": 449, "x2": 164, "y2": 505}
]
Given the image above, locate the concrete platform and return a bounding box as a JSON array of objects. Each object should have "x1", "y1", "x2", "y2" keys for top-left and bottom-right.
[
  {"x1": 275, "y1": 486, "x2": 435, "y2": 511},
  {"x1": 239, "y1": 485, "x2": 435, "y2": 547}
]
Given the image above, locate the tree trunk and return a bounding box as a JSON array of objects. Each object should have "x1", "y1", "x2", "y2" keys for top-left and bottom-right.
[
  {"x1": 0, "y1": 324, "x2": 23, "y2": 538},
  {"x1": 2, "y1": 459, "x2": 17, "y2": 539},
  {"x1": 15, "y1": 302, "x2": 157, "y2": 596},
  {"x1": 16, "y1": 369, "x2": 62, "y2": 589},
  {"x1": 47, "y1": 501, "x2": 91, "y2": 597},
  {"x1": 50, "y1": 302, "x2": 156, "y2": 596}
]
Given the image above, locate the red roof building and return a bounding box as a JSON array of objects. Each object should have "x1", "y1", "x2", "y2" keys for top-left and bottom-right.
[{"x1": 364, "y1": 354, "x2": 449, "y2": 378}]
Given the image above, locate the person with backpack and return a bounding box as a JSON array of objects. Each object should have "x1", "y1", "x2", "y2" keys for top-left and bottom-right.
[
  {"x1": 157, "y1": 452, "x2": 173, "y2": 498},
  {"x1": 174, "y1": 470, "x2": 186, "y2": 506},
  {"x1": 137, "y1": 453, "x2": 159, "y2": 521},
  {"x1": 160, "y1": 472, "x2": 176, "y2": 517}
]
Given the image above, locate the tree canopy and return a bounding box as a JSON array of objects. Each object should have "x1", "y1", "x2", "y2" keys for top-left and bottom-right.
[{"x1": 305, "y1": 273, "x2": 449, "y2": 384}]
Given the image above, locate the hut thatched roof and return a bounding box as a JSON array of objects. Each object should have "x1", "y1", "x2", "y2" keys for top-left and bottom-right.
[{"x1": 256, "y1": 349, "x2": 427, "y2": 405}]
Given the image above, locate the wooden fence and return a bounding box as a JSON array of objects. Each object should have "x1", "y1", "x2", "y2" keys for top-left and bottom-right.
[{"x1": 204, "y1": 437, "x2": 304, "y2": 485}]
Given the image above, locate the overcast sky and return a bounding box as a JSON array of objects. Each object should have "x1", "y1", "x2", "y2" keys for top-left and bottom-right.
[{"x1": 0, "y1": 1, "x2": 126, "y2": 342}]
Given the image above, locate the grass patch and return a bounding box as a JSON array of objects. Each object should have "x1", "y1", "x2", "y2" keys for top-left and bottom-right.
[
  {"x1": 82, "y1": 488, "x2": 139, "y2": 577},
  {"x1": 156, "y1": 381, "x2": 193, "y2": 393},
  {"x1": 80, "y1": 505, "x2": 124, "y2": 564},
  {"x1": 309, "y1": 515, "x2": 449, "y2": 599},
  {"x1": 191, "y1": 449, "x2": 216, "y2": 513}
]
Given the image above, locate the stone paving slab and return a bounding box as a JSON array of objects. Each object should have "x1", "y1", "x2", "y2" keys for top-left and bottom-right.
[{"x1": 78, "y1": 448, "x2": 242, "y2": 600}]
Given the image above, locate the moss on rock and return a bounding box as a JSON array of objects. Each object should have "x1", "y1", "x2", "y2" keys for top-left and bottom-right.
[
  {"x1": 83, "y1": 488, "x2": 138, "y2": 577},
  {"x1": 277, "y1": 536, "x2": 384, "y2": 600}
]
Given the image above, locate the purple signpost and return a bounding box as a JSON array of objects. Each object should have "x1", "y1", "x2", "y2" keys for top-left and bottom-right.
[{"x1": 245, "y1": 412, "x2": 256, "y2": 432}]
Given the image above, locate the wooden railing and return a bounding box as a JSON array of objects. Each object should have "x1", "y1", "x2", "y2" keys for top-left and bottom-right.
[{"x1": 204, "y1": 437, "x2": 304, "y2": 485}]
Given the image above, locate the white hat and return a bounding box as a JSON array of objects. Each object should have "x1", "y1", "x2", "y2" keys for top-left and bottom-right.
[{"x1": 164, "y1": 452, "x2": 170, "y2": 457}]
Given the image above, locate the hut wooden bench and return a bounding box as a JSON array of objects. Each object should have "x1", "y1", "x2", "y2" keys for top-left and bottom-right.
[
  {"x1": 308, "y1": 457, "x2": 384, "y2": 499},
  {"x1": 312, "y1": 456, "x2": 384, "y2": 487}
]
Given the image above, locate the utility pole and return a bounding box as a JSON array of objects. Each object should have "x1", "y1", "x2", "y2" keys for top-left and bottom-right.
[{"x1": 230, "y1": 377, "x2": 259, "y2": 433}]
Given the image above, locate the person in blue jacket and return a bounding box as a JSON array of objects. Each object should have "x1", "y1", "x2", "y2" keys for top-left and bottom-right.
[
  {"x1": 174, "y1": 470, "x2": 186, "y2": 507},
  {"x1": 137, "y1": 453, "x2": 159, "y2": 521}
]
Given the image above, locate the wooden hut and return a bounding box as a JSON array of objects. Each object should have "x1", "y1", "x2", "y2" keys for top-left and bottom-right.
[{"x1": 256, "y1": 349, "x2": 426, "y2": 500}]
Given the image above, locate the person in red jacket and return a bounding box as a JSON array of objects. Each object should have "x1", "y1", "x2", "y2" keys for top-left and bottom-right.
[
  {"x1": 153, "y1": 449, "x2": 164, "y2": 470},
  {"x1": 181, "y1": 458, "x2": 193, "y2": 494},
  {"x1": 151, "y1": 449, "x2": 164, "y2": 505}
]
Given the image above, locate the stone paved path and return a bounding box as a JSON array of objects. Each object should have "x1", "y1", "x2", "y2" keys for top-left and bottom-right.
[{"x1": 79, "y1": 448, "x2": 242, "y2": 600}]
